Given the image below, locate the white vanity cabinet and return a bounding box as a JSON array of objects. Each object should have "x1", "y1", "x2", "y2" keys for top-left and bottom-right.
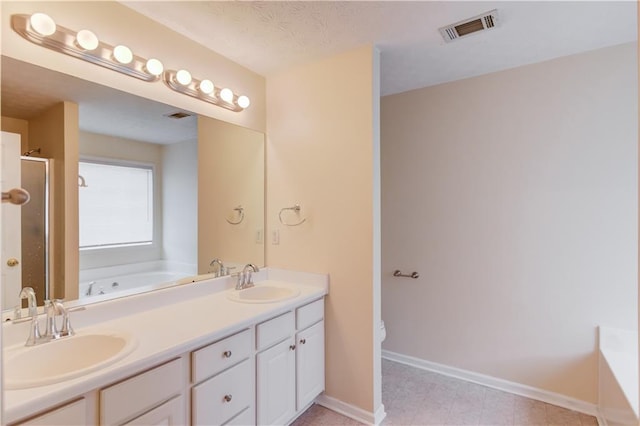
[
  {"x1": 256, "y1": 299, "x2": 325, "y2": 425},
  {"x1": 7, "y1": 289, "x2": 327, "y2": 426}
]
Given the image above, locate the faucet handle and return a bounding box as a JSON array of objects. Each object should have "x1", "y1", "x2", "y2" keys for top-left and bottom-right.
[
  {"x1": 235, "y1": 271, "x2": 246, "y2": 290},
  {"x1": 61, "y1": 303, "x2": 84, "y2": 337},
  {"x1": 44, "y1": 299, "x2": 67, "y2": 339}
]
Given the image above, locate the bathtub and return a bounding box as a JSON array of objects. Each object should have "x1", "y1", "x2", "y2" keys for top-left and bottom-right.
[
  {"x1": 80, "y1": 261, "x2": 196, "y2": 299},
  {"x1": 598, "y1": 326, "x2": 639, "y2": 426}
]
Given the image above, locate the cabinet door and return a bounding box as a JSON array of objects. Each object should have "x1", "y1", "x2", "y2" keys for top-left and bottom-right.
[
  {"x1": 256, "y1": 337, "x2": 296, "y2": 425},
  {"x1": 125, "y1": 396, "x2": 184, "y2": 426},
  {"x1": 296, "y1": 320, "x2": 325, "y2": 410}
]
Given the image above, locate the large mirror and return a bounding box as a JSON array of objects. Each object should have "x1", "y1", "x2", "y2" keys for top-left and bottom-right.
[{"x1": 1, "y1": 56, "x2": 265, "y2": 311}]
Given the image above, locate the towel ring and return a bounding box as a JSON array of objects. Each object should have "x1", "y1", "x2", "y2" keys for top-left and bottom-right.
[
  {"x1": 279, "y1": 204, "x2": 306, "y2": 226},
  {"x1": 226, "y1": 205, "x2": 244, "y2": 225}
]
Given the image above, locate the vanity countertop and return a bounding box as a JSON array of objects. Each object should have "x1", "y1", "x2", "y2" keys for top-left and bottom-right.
[{"x1": 2, "y1": 268, "x2": 328, "y2": 424}]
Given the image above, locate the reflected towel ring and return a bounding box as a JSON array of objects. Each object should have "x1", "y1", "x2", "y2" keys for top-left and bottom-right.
[
  {"x1": 226, "y1": 205, "x2": 244, "y2": 225},
  {"x1": 279, "y1": 204, "x2": 306, "y2": 226}
]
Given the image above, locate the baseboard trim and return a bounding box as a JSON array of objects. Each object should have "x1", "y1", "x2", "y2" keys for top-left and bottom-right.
[
  {"x1": 382, "y1": 350, "x2": 600, "y2": 419},
  {"x1": 315, "y1": 394, "x2": 386, "y2": 426}
]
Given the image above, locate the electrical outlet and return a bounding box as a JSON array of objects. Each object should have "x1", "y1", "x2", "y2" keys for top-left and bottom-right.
[
  {"x1": 272, "y1": 229, "x2": 280, "y2": 245},
  {"x1": 256, "y1": 229, "x2": 263, "y2": 244}
]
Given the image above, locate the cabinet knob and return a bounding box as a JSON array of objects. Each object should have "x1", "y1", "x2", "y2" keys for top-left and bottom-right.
[
  {"x1": 223, "y1": 350, "x2": 232, "y2": 358},
  {"x1": 223, "y1": 394, "x2": 233, "y2": 403},
  {"x1": 300, "y1": 338, "x2": 306, "y2": 345},
  {"x1": 6, "y1": 258, "x2": 19, "y2": 267},
  {"x1": 289, "y1": 344, "x2": 296, "y2": 351}
]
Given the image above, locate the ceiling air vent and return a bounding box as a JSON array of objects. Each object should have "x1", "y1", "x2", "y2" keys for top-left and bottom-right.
[
  {"x1": 165, "y1": 111, "x2": 192, "y2": 119},
  {"x1": 439, "y1": 9, "x2": 499, "y2": 43}
]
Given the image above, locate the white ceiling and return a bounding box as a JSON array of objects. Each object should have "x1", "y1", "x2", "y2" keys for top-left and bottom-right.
[{"x1": 122, "y1": 1, "x2": 638, "y2": 96}]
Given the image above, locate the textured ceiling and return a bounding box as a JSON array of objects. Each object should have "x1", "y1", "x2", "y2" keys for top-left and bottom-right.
[{"x1": 122, "y1": 1, "x2": 637, "y2": 96}]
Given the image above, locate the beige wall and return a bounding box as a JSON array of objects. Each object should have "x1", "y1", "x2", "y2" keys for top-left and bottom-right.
[
  {"x1": 381, "y1": 43, "x2": 638, "y2": 404},
  {"x1": 1, "y1": 1, "x2": 265, "y2": 132},
  {"x1": 29, "y1": 102, "x2": 79, "y2": 300},
  {"x1": 266, "y1": 46, "x2": 381, "y2": 414},
  {"x1": 198, "y1": 116, "x2": 264, "y2": 272},
  {"x1": 1, "y1": 117, "x2": 28, "y2": 150}
]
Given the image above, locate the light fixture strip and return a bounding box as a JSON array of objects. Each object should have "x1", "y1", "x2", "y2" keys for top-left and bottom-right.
[
  {"x1": 11, "y1": 13, "x2": 251, "y2": 112},
  {"x1": 12, "y1": 14, "x2": 159, "y2": 82},
  {"x1": 163, "y1": 70, "x2": 243, "y2": 112}
]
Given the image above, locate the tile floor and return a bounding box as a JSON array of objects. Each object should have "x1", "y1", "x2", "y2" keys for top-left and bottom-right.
[{"x1": 292, "y1": 359, "x2": 598, "y2": 426}]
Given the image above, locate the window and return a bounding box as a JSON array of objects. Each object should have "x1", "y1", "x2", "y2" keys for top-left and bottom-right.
[{"x1": 79, "y1": 160, "x2": 154, "y2": 249}]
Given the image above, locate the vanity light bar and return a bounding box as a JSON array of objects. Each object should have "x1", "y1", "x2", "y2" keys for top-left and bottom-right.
[
  {"x1": 12, "y1": 14, "x2": 160, "y2": 82},
  {"x1": 164, "y1": 70, "x2": 243, "y2": 112},
  {"x1": 11, "y1": 13, "x2": 252, "y2": 112}
]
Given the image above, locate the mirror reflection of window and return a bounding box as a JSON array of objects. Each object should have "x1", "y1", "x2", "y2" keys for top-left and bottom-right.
[{"x1": 79, "y1": 160, "x2": 153, "y2": 249}]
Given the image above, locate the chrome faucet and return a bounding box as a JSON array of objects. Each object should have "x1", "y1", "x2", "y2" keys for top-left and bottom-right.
[
  {"x1": 17, "y1": 287, "x2": 44, "y2": 346},
  {"x1": 14, "y1": 288, "x2": 81, "y2": 346},
  {"x1": 209, "y1": 258, "x2": 225, "y2": 277},
  {"x1": 236, "y1": 263, "x2": 259, "y2": 290}
]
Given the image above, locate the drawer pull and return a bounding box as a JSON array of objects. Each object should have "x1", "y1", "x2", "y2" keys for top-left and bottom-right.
[
  {"x1": 300, "y1": 338, "x2": 306, "y2": 344},
  {"x1": 289, "y1": 344, "x2": 296, "y2": 351},
  {"x1": 223, "y1": 350, "x2": 232, "y2": 358},
  {"x1": 223, "y1": 394, "x2": 233, "y2": 403}
]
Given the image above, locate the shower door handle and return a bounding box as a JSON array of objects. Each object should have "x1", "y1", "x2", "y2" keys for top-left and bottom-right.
[{"x1": 2, "y1": 188, "x2": 30, "y2": 205}]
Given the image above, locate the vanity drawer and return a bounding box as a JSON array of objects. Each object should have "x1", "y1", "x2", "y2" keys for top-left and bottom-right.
[
  {"x1": 192, "y1": 329, "x2": 251, "y2": 383},
  {"x1": 256, "y1": 311, "x2": 294, "y2": 350},
  {"x1": 100, "y1": 358, "x2": 184, "y2": 425},
  {"x1": 192, "y1": 359, "x2": 252, "y2": 426},
  {"x1": 296, "y1": 298, "x2": 324, "y2": 330},
  {"x1": 13, "y1": 398, "x2": 87, "y2": 425}
]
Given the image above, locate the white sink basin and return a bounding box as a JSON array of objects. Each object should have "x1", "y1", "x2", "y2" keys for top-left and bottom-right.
[
  {"x1": 226, "y1": 282, "x2": 301, "y2": 304},
  {"x1": 4, "y1": 330, "x2": 136, "y2": 389}
]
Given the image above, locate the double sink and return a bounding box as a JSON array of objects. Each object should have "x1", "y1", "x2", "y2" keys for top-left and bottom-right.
[{"x1": 4, "y1": 281, "x2": 300, "y2": 390}]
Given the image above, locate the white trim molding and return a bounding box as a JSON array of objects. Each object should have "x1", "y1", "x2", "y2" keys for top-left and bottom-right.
[
  {"x1": 315, "y1": 394, "x2": 386, "y2": 426},
  {"x1": 382, "y1": 350, "x2": 606, "y2": 425}
]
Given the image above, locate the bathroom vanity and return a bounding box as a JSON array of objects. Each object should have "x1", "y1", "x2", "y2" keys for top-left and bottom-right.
[{"x1": 2, "y1": 269, "x2": 328, "y2": 425}]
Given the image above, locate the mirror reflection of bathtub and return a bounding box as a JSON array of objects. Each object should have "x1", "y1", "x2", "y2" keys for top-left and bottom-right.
[{"x1": 79, "y1": 261, "x2": 196, "y2": 299}]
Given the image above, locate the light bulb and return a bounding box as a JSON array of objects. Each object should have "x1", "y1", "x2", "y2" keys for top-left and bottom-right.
[
  {"x1": 29, "y1": 13, "x2": 56, "y2": 36},
  {"x1": 175, "y1": 69, "x2": 192, "y2": 86},
  {"x1": 145, "y1": 58, "x2": 164, "y2": 76},
  {"x1": 76, "y1": 29, "x2": 99, "y2": 51},
  {"x1": 113, "y1": 45, "x2": 133, "y2": 64},
  {"x1": 199, "y1": 79, "x2": 214, "y2": 95},
  {"x1": 237, "y1": 95, "x2": 251, "y2": 109},
  {"x1": 220, "y1": 88, "x2": 234, "y2": 103}
]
